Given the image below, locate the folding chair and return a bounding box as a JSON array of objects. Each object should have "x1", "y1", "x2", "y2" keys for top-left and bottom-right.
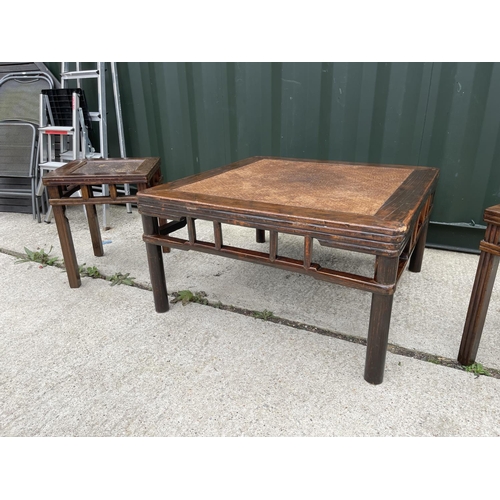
[
  {"x1": 0, "y1": 72, "x2": 53, "y2": 123},
  {"x1": 0, "y1": 122, "x2": 38, "y2": 218},
  {"x1": 0, "y1": 71, "x2": 54, "y2": 219}
]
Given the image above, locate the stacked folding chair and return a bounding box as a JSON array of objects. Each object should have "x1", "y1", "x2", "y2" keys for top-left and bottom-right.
[{"x1": 0, "y1": 68, "x2": 56, "y2": 220}]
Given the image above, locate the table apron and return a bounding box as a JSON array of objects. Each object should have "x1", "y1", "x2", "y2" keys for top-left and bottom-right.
[
  {"x1": 142, "y1": 232, "x2": 396, "y2": 296},
  {"x1": 49, "y1": 196, "x2": 137, "y2": 206},
  {"x1": 138, "y1": 207, "x2": 408, "y2": 257}
]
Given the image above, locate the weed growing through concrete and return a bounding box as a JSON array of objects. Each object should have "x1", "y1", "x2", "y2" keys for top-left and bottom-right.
[
  {"x1": 464, "y1": 362, "x2": 490, "y2": 377},
  {"x1": 107, "y1": 272, "x2": 136, "y2": 286},
  {"x1": 15, "y1": 246, "x2": 60, "y2": 267},
  {"x1": 252, "y1": 309, "x2": 275, "y2": 321},
  {"x1": 171, "y1": 290, "x2": 208, "y2": 306},
  {"x1": 78, "y1": 264, "x2": 103, "y2": 278}
]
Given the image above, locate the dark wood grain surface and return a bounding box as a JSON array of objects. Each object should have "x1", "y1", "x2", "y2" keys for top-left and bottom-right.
[{"x1": 43, "y1": 157, "x2": 161, "y2": 185}]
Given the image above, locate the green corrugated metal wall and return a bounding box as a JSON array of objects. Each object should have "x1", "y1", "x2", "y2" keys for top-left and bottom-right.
[{"x1": 45, "y1": 62, "x2": 500, "y2": 252}]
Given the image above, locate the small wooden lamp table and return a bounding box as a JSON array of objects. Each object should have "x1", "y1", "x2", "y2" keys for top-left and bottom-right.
[{"x1": 43, "y1": 157, "x2": 162, "y2": 289}]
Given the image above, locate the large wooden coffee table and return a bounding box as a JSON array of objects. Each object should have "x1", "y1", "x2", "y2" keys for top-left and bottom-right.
[{"x1": 137, "y1": 157, "x2": 439, "y2": 384}]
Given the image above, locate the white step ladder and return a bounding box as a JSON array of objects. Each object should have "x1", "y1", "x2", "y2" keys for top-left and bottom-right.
[{"x1": 37, "y1": 62, "x2": 129, "y2": 226}]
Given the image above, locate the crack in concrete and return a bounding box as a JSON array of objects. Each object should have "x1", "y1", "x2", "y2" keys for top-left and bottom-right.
[{"x1": 2, "y1": 245, "x2": 497, "y2": 380}]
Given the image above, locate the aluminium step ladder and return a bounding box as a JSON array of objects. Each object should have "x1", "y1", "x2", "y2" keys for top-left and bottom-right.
[{"x1": 37, "y1": 62, "x2": 129, "y2": 226}]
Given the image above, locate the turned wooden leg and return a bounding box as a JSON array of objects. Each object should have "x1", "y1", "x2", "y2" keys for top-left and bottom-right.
[
  {"x1": 409, "y1": 219, "x2": 429, "y2": 273},
  {"x1": 48, "y1": 186, "x2": 81, "y2": 288},
  {"x1": 364, "y1": 256, "x2": 398, "y2": 384},
  {"x1": 138, "y1": 179, "x2": 170, "y2": 256},
  {"x1": 458, "y1": 222, "x2": 500, "y2": 365},
  {"x1": 256, "y1": 229, "x2": 266, "y2": 243},
  {"x1": 158, "y1": 219, "x2": 171, "y2": 253},
  {"x1": 81, "y1": 185, "x2": 104, "y2": 257},
  {"x1": 142, "y1": 215, "x2": 169, "y2": 313}
]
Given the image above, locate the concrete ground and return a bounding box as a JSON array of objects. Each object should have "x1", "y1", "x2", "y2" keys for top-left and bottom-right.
[{"x1": 1, "y1": 205, "x2": 500, "y2": 436}]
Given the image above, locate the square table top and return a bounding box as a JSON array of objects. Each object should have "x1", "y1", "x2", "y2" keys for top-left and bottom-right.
[
  {"x1": 138, "y1": 157, "x2": 439, "y2": 253},
  {"x1": 43, "y1": 157, "x2": 161, "y2": 186}
]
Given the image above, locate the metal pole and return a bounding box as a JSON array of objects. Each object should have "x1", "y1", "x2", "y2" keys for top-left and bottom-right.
[
  {"x1": 97, "y1": 62, "x2": 110, "y2": 229},
  {"x1": 111, "y1": 62, "x2": 126, "y2": 158},
  {"x1": 111, "y1": 62, "x2": 132, "y2": 213}
]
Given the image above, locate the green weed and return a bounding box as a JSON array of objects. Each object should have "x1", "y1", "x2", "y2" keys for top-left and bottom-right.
[
  {"x1": 107, "y1": 272, "x2": 136, "y2": 286},
  {"x1": 171, "y1": 290, "x2": 208, "y2": 306},
  {"x1": 465, "y1": 362, "x2": 490, "y2": 376},
  {"x1": 16, "y1": 246, "x2": 60, "y2": 267},
  {"x1": 252, "y1": 309, "x2": 275, "y2": 321},
  {"x1": 78, "y1": 264, "x2": 103, "y2": 278}
]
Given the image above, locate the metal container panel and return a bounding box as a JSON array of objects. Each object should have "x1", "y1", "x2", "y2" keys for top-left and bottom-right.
[{"x1": 44, "y1": 62, "x2": 500, "y2": 251}]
